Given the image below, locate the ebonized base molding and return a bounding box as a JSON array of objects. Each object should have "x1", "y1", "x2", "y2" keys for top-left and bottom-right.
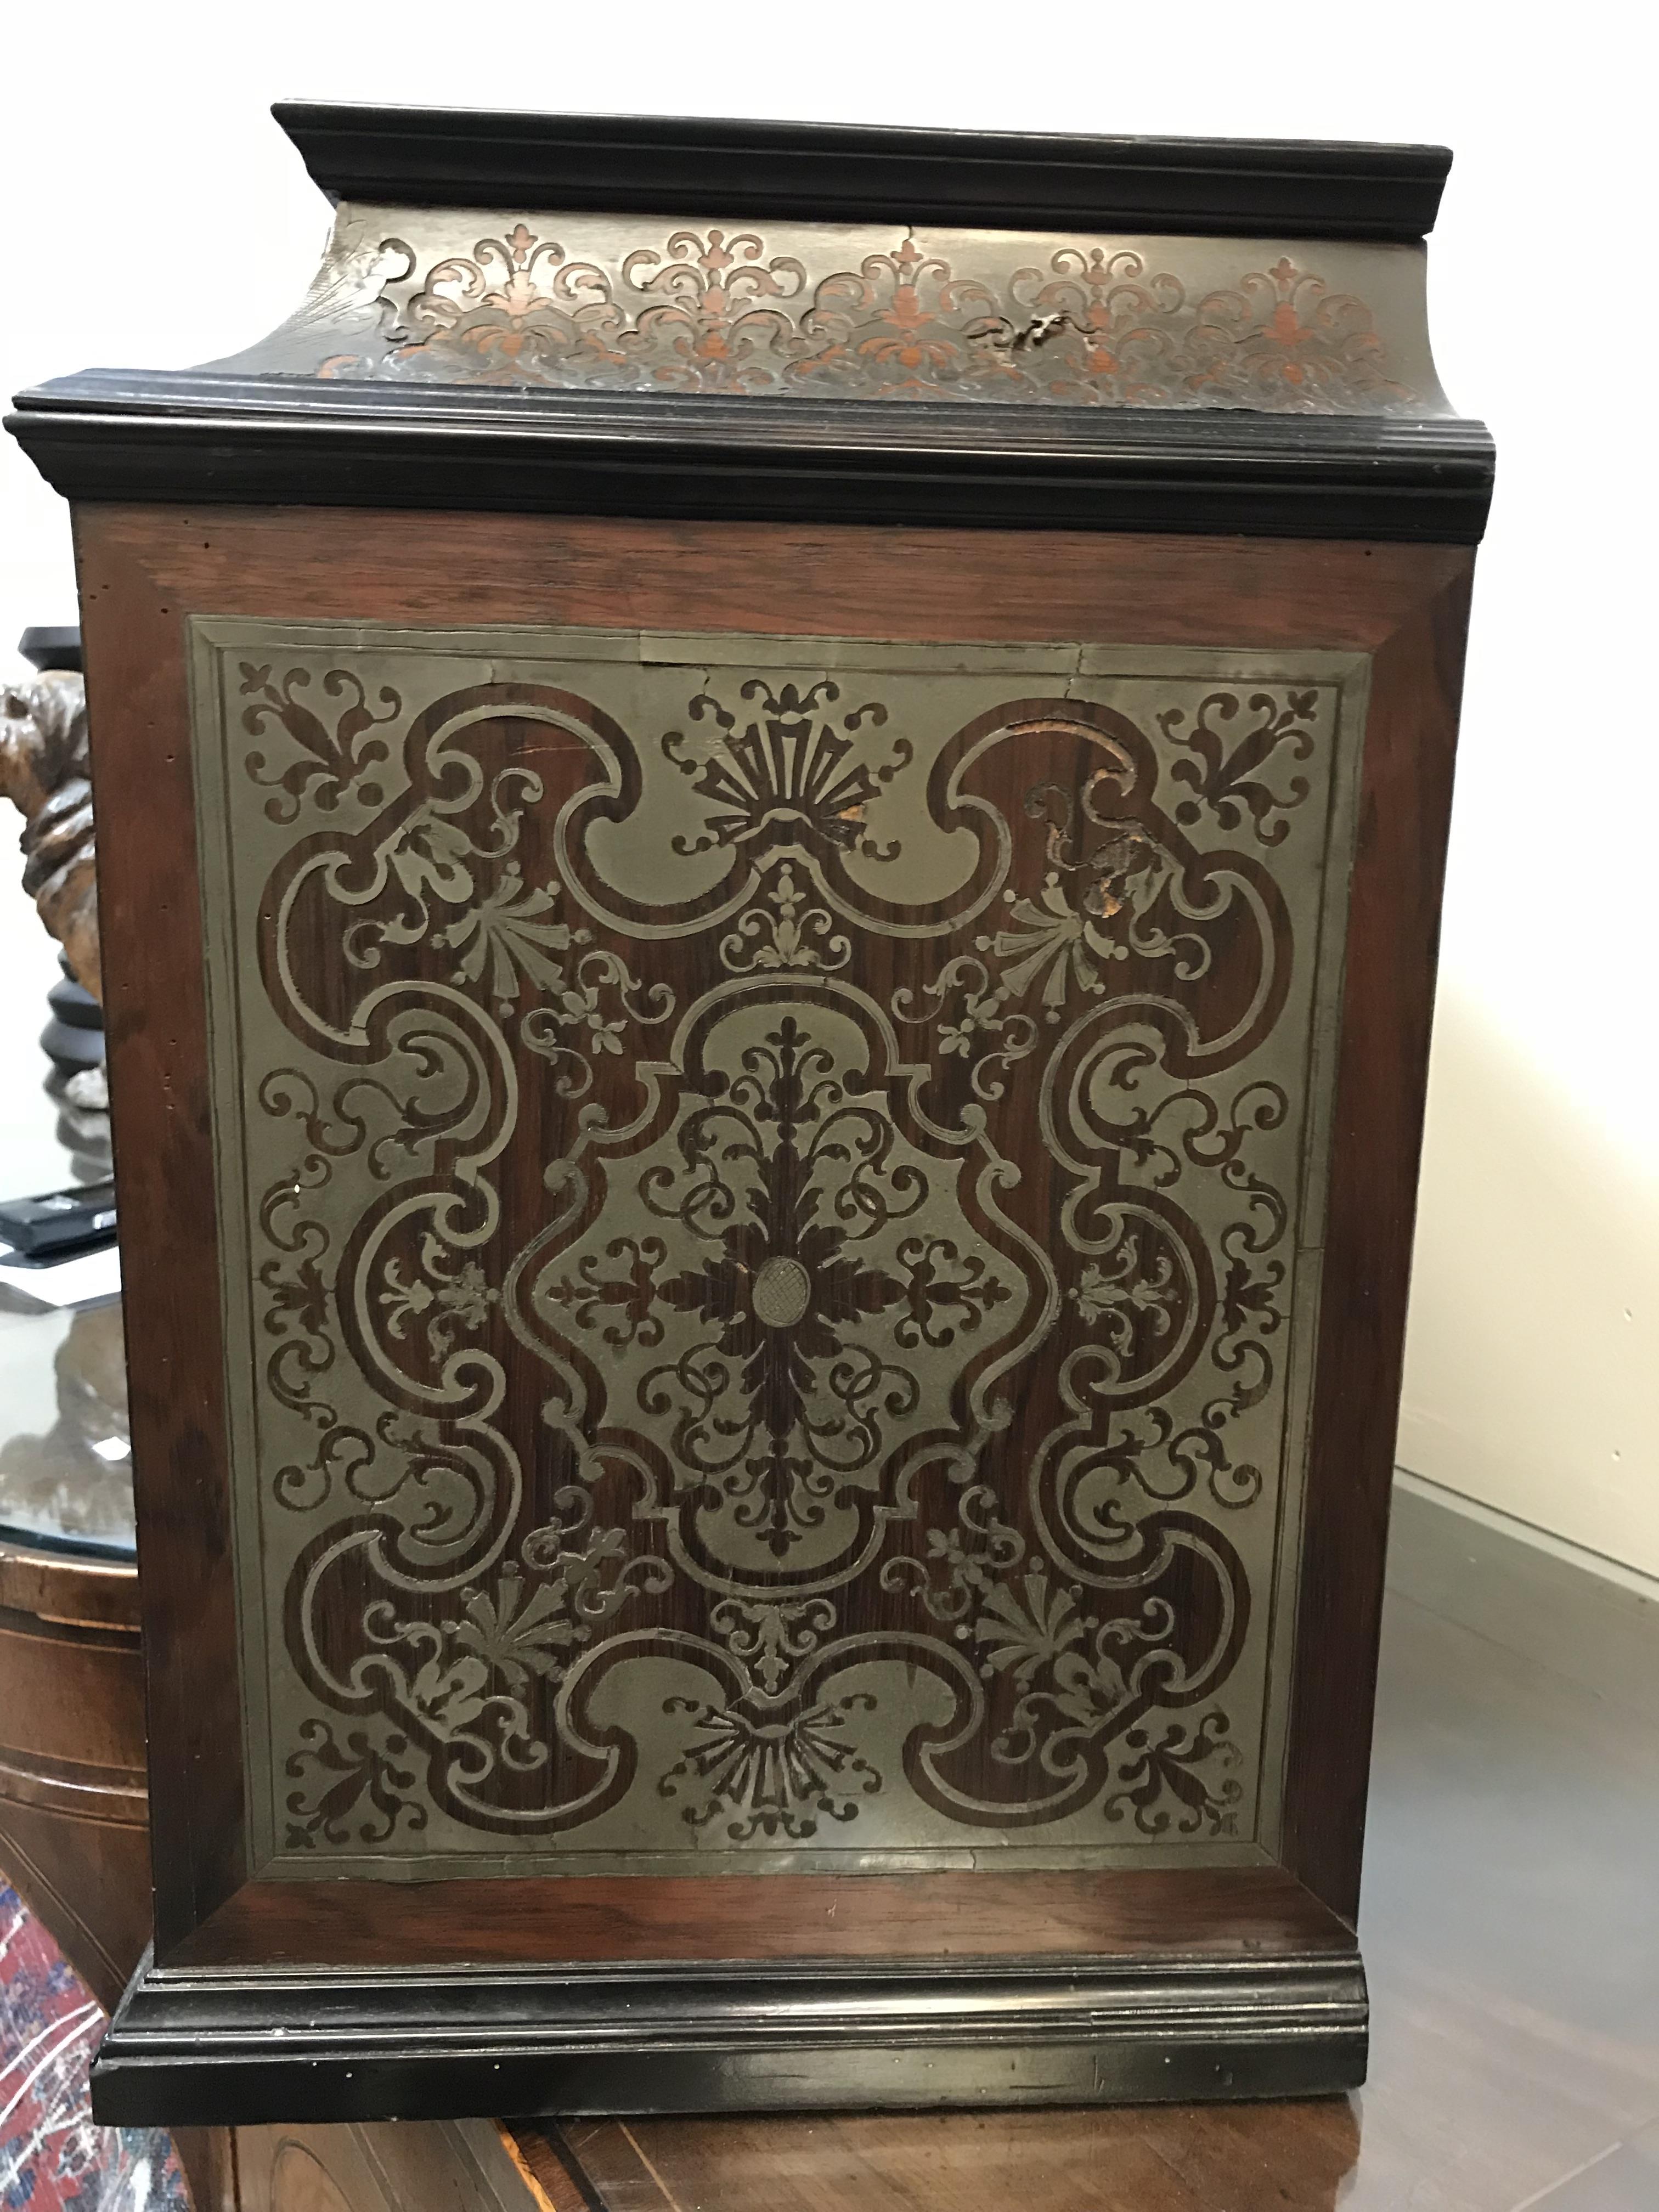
[{"x1": 92, "y1": 1946, "x2": 1366, "y2": 2124}]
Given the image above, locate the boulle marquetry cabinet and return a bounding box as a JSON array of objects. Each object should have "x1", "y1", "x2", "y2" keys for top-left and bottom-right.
[{"x1": 5, "y1": 104, "x2": 1493, "y2": 2124}]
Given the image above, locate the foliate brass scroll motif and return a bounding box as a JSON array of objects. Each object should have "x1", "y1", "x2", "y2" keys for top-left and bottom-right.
[
  {"x1": 193, "y1": 629, "x2": 1361, "y2": 1872},
  {"x1": 317, "y1": 222, "x2": 1414, "y2": 413}
]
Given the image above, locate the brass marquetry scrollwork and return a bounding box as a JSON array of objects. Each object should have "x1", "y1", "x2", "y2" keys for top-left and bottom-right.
[
  {"x1": 193, "y1": 625, "x2": 1359, "y2": 1866},
  {"x1": 318, "y1": 223, "x2": 1417, "y2": 414}
]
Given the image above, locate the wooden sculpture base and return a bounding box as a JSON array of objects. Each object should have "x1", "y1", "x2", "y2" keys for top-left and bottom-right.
[{"x1": 0, "y1": 1530, "x2": 148, "y2": 2014}]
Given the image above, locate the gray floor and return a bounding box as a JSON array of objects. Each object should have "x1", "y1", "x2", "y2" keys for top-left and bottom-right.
[{"x1": 1355, "y1": 1484, "x2": 1659, "y2": 2210}]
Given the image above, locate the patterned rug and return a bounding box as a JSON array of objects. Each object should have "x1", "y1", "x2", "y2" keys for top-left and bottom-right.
[{"x1": 0, "y1": 1880, "x2": 185, "y2": 2212}]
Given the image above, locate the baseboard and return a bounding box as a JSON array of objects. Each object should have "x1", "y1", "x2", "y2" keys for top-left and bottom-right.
[
  {"x1": 1393, "y1": 1466, "x2": 1659, "y2": 1604},
  {"x1": 90, "y1": 1944, "x2": 1367, "y2": 2125}
]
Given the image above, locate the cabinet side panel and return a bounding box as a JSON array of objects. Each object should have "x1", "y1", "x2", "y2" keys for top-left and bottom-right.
[
  {"x1": 73, "y1": 510, "x2": 250, "y2": 1954},
  {"x1": 1279, "y1": 562, "x2": 1474, "y2": 1918}
]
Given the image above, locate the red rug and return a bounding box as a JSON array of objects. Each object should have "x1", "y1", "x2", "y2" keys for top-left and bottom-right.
[{"x1": 0, "y1": 1880, "x2": 185, "y2": 2212}]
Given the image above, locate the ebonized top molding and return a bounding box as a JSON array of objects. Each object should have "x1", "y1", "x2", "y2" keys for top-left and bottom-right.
[
  {"x1": 6, "y1": 374, "x2": 1495, "y2": 542},
  {"x1": 273, "y1": 101, "x2": 1452, "y2": 241},
  {"x1": 8, "y1": 106, "x2": 1487, "y2": 539}
]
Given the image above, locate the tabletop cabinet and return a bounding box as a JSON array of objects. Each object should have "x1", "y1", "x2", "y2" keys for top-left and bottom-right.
[{"x1": 7, "y1": 103, "x2": 1492, "y2": 2122}]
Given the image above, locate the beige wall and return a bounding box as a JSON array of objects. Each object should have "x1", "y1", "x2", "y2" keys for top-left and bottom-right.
[
  {"x1": 1400, "y1": 988, "x2": 1659, "y2": 1579},
  {"x1": 2, "y1": 3, "x2": 1655, "y2": 1567}
]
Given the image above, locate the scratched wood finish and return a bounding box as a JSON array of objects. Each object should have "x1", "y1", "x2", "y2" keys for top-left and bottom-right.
[
  {"x1": 236, "y1": 2120, "x2": 567, "y2": 2212},
  {"x1": 72, "y1": 507, "x2": 1470, "y2": 1975},
  {"x1": 529, "y1": 2105, "x2": 1369, "y2": 2212},
  {"x1": 240, "y1": 2110, "x2": 1367, "y2": 2212}
]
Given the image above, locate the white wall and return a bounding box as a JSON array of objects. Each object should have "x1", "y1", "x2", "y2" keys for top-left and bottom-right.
[{"x1": 3, "y1": 2, "x2": 1654, "y2": 1568}]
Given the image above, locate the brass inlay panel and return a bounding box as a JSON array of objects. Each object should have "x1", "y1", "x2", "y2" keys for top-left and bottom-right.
[{"x1": 188, "y1": 623, "x2": 1367, "y2": 1877}]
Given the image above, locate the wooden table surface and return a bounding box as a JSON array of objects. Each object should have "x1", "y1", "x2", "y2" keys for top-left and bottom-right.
[{"x1": 504, "y1": 1485, "x2": 1659, "y2": 2212}]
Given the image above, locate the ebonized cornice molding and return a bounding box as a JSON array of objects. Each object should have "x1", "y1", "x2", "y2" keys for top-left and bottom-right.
[
  {"x1": 272, "y1": 102, "x2": 1453, "y2": 240},
  {"x1": 7, "y1": 377, "x2": 1495, "y2": 541}
]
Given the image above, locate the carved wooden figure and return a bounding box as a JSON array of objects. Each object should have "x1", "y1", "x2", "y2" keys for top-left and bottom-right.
[
  {"x1": 4, "y1": 106, "x2": 1492, "y2": 2125},
  {"x1": 1, "y1": 652, "x2": 100, "y2": 1001}
]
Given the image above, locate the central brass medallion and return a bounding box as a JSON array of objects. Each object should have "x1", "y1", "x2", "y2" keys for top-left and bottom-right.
[{"x1": 752, "y1": 1257, "x2": 812, "y2": 1330}]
